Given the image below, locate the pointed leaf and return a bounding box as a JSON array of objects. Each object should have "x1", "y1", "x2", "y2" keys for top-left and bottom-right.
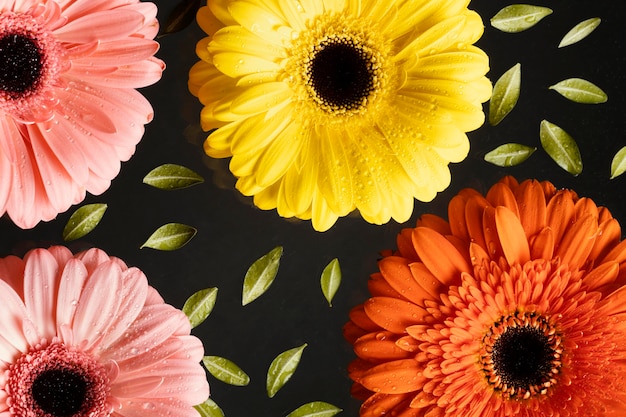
[
  {"x1": 549, "y1": 78, "x2": 607, "y2": 104},
  {"x1": 194, "y1": 398, "x2": 224, "y2": 417},
  {"x1": 63, "y1": 203, "x2": 107, "y2": 241},
  {"x1": 141, "y1": 223, "x2": 197, "y2": 250},
  {"x1": 286, "y1": 402, "x2": 343, "y2": 417},
  {"x1": 540, "y1": 120, "x2": 583, "y2": 175},
  {"x1": 202, "y1": 356, "x2": 250, "y2": 386},
  {"x1": 242, "y1": 246, "x2": 283, "y2": 305},
  {"x1": 183, "y1": 287, "x2": 218, "y2": 328},
  {"x1": 267, "y1": 343, "x2": 307, "y2": 398},
  {"x1": 610, "y1": 146, "x2": 626, "y2": 179},
  {"x1": 159, "y1": 0, "x2": 202, "y2": 37},
  {"x1": 484, "y1": 143, "x2": 536, "y2": 167},
  {"x1": 490, "y1": 5, "x2": 553, "y2": 33},
  {"x1": 320, "y1": 258, "x2": 341, "y2": 307},
  {"x1": 559, "y1": 17, "x2": 601, "y2": 48},
  {"x1": 489, "y1": 63, "x2": 521, "y2": 126},
  {"x1": 143, "y1": 163, "x2": 204, "y2": 190}
]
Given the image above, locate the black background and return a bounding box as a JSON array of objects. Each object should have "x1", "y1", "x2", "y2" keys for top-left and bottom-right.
[{"x1": 1, "y1": 1, "x2": 626, "y2": 416}]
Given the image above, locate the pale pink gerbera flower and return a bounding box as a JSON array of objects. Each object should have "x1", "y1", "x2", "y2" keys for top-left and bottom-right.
[
  {"x1": 0, "y1": 246, "x2": 210, "y2": 417},
  {"x1": 0, "y1": 0, "x2": 165, "y2": 228}
]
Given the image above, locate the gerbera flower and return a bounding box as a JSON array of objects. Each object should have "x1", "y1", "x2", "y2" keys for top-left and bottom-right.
[
  {"x1": 0, "y1": 246, "x2": 210, "y2": 417},
  {"x1": 344, "y1": 176, "x2": 626, "y2": 416},
  {"x1": 188, "y1": 0, "x2": 491, "y2": 231},
  {"x1": 0, "y1": 0, "x2": 165, "y2": 228}
]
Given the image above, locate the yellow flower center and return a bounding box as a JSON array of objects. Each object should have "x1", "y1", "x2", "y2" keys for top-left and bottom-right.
[
  {"x1": 284, "y1": 13, "x2": 395, "y2": 126},
  {"x1": 480, "y1": 312, "x2": 563, "y2": 400}
]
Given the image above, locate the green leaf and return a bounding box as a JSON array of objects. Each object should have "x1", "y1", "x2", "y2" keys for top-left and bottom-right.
[
  {"x1": 539, "y1": 120, "x2": 583, "y2": 176},
  {"x1": 489, "y1": 63, "x2": 521, "y2": 126},
  {"x1": 194, "y1": 398, "x2": 224, "y2": 417},
  {"x1": 141, "y1": 223, "x2": 197, "y2": 250},
  {"x1": 490, "y1": 5, "x2": 553, "y2": 33},
  {"x1": 320, "y1": 259, "x2": 341, "y2": 307},
  {"x1": 549, "y1": 78, "x2": 607, "y2": 104},
  {"x1": 267, "y1": 343, "x2": 307, "y2": 398},
  {"x1": 484, "y1": 143, "x2": 536, "y2": 167},
  {"x1": 183, "y1": 288, "x2": 218, "y2": 328},
  {"x1": 202, "y1": 356, "x2": 250, "y2": 386},
  {"x1": 242, "y1": 246, "x2": 283, "y2": 306},
  {"x1": 286, "y1": 402, "x2": 343, "y2": 417},
  {"x1": 558, "y1": 17, "x2": 601, "y2": 48},
  {"x1": 62, "y1": 203, "x2": 107, "y2": 242},
  {"x1": 143, "y1": 163, "x2": 204, "y2": 190},
  {"x1": 610, "y1": 146, "x2": 626, "y2": 179}
]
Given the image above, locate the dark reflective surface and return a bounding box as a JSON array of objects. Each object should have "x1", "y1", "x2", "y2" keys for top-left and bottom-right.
[{"x1": 1, "y1": 1, "x2": 626, "y2": 415}]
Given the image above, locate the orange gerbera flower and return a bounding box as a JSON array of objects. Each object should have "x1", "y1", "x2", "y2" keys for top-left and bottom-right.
[{"x1": 344, "y1": 176, "x2": 626, "y2": 417}]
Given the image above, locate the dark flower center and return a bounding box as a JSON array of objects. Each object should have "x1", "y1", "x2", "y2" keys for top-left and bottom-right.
[
  {"x1": 32, "y1": 369, "x2": 88, "y2": 417},
  {"x1": 481, "y1": 313, "x2": 562, "y2": 399},
  {"x1": 0, "y1": 32, "x2": 43, "y2": 95},
  {"x1": 307, "y1": 38, "x2": 375, "y2": 111},
  {"x1": 491, "y1": 326, "x2": 553, "y2": 390}
]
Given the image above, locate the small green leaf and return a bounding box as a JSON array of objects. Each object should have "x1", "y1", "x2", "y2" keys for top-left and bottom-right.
[
  {"x1": 242, "y1": 246, "x2": 283, "y2": 306},
  {"x1": 143, "y1": 163, "x2": 204, "y2": 190},
  {"x1": 194, "y1": 398, "x2": 224, "y2": 417},
  {"x1": 267, "y1": 343, "x2": 307, "y2": 398},
  {"x1": 484, "y1": 143, "x2": 536, "y2": 167},
  {"x1": 490, "y1": 5, "x2": 553, "y2": 33},
  {"x1": 202, "y1": 356, "x2": 250, "y2": 386},
  {"x1": 141, "y1": 223, "x2": 197, "y2": 250},
  {"x1": 63, "y1": 203, "x2": 107, "y2": 241},
  {"x1": 286, "y1": 402, "x2": 343, "y2": 417},
  {"x1": 489, "y1": 63, "x2": 521, "y2": 126},
  {"x1": 183, "y1": 288, "x2": 218, "y2": 328},
  {"x1": 610, "y1": 146, "x2": 626, "y2": 179},
  {"x1": 539, "y1": 120, "x2": 583, "y2": 175},
  {"x1": 558, "y1": 17, "x2": 601, "y2": 48},
  {"x1": 549, "y1": 78, "x2": 607, "y2": 104},
  {"x1": 320, "y1": 259, "x2": 341, "y2": 307}
]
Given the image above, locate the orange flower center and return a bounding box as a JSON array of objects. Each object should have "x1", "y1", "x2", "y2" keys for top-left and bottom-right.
[{"x1": 480, "y1": 312, "x2": 563, "y2": 400}]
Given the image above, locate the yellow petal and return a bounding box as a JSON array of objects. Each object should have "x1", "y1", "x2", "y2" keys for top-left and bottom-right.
[
  {"x1": 212, "y1": 52, "x2": 281, "y2": 78},
  {"x1": 317, "y1": 127, "x2": 354, "y2": 214},
  {"x1": 311, "y1": 192, "x2": 340, "y2": 231},
  {"x1": 210, "y1": 26, "x2": 286, "y2": 58},
  {"x1": 231, "y1": 106, "x2": 292, "y2": 154},
  {"x1": 410, "y1": 48, "x2": 489, "y2": 82},
  {"x1": 197, "y1": 5, "x2": 228, "y2": 35},
  {"x1": 255, "y1": 121, "x2": 303, "y2": 187},
  {"x1": 208, "y1": 0, "x2": 238, "y2": 26},
  {"x1": 281, "y1": 140, "x2": 318, "y2": 215},
  {"x1": 230, "y1": 81, "x2": 292, "y2": 114},
  {"x1": 228, "y1": 1, "x2": 293, "y2": 45}
]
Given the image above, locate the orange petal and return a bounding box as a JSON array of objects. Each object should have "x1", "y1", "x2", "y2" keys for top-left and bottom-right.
[
  {"x1": 369, "y1": 272, "x2": 404, "y2": 298},
  {"x1": 529, "y1": 227, "x2": 554, "y2": 260},
  {"x1": 344, "y1": 321, "x2": 369, "y2": 344},
  {"x1": 555, "y1": 214, "x2": 598, "y2": 268},
  {"x1": 582, "y1": 261, "x2": 619, "y2": 291},
  {"x1": 412, "y1": 227, "x2": 470, "y2": 285},
  {"x1": 482, "y1": 206, "x2": 504, "y2": 260},
  {"x1": 380, "y1": 257, "x2": 437, "y2": 306},
  {"x1": 589, "y1": 218, "x2": 621, "y2": 263},
  {"x1": 397, "y1": 228, "x2": 419, "y2": 260},
  {"x1": 409, "y1": 262, "x2": 445, "y2": 300},
  {"x1": 361, "y1": 392, "x2": 413, "y2": 417},
  {"x1": 464, "y1": 196, "x2": 490, "y2": 249},
  {"x1": 546, "y1": 190, "x2": 576, "y2": 244},
  {"x1": 359, "y1": 359, "x2": 426, "y2": 394},
  {"x1": 447, "y1": 194, "x2": 471, "y2": 242},
  {"x1": 495, "y1": 206, "x2": 530, "y2": 265},
  {"x1": 599, "y1": 285, "x2": 626, "y2": 316},
  {"x1": 354, "y1": 331, "x2": 413, "y2": 362},
  {"x1": 486, "y1": 181, "x2": 519, "y2": 216},
  {"x1": 364, "y1": 297, "x2": 428, "y2": 334},
  {"x1": 514, "y1": 179, "x2": 547, "y2": 238},
  {"x1": 349, "y1": 305, "x2": 382, "y2": 332},
  {"x1": 416, "y1": 214, "x2": 451, "y2": 235},
  {"x1": 574, "y1": 197, "x2": 599, "y2": 219}
]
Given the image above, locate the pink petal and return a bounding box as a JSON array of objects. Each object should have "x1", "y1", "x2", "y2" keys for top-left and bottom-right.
[
  {"x1": 115, "y1": 338, "x2": 184, "y2": 374},
  {"x1": 55, "y1": 259, "x2": 89, "y2": 337},
  {"x1": 111, "y1": 375, "x2": 163, "y2": 398},
  {"x1": 0, "y1": 280, "x2": 30, "y2": 353},
  {"x1": 62, "y1": 0, "x2": 139, "y2": 20},
  {"x1": 4, "y1": 126, "x2": 37, "y2": 228},
  {"x1": 23, "y1": 249, "x2": 60, "y2": 339},
  {"x1": 134, "y1": 359, "x2": 209, "y2": 404},
  {"x1": 84, "y1": 172, "x2": 112, "y2": 195},
  {"x1": 119, "y1": 398, "x2": 201, "y2": 417},
  {"x1": 76, "y1": 38, "x2": 159, "y2": 66},
  {"x1": 53, "y1": 10, "x2": 146, "y2": 43},
  {"x1": 56, "y1": 88, "x2": 117, "y2": 135},
  {"x1": 75, "y1": 248, "x2": 112, "y2": 274},
  {"x1": 72, "y1": 261, "x2": 123, "y2": 350},
  {"x1": 98, "y1": 267, "x2": 148, "y2": 349},
  {"x1": 75, "y1": 57, "x2": 164, "y2": 88},
  {"x1": 105, "y1": 304, "x2": 188, "y2": 362},
  {"x1": 0, "y1": 255, "x2": 25, "y2": 297}
]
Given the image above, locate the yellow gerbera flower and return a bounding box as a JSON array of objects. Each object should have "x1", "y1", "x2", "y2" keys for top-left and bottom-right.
[{"x1": 189, "y1": 0, "x2": 491, "y2": 231}]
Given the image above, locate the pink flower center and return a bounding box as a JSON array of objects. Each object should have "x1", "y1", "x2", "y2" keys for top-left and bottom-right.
[
  {"x1": 0, "y1": 9, "x2": 64, "y2": 122},
  {"x1": 6, "y1": 342, "x2": 112, "y2": 417}
]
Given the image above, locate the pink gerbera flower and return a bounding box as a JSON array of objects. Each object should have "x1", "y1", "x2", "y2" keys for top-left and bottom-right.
[
  {"x1": 0, "y1": 246, "x2": 210, "y2": 417},
  {"x1": 0, "y1": 0, "x2": 165, "y2": 228}
]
